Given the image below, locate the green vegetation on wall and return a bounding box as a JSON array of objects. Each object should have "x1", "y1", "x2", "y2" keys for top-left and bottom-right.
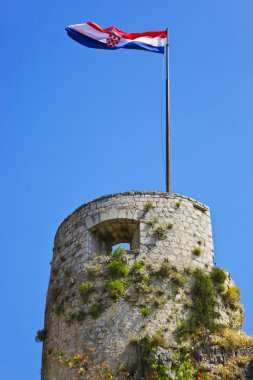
[
  {"x1": 106, "y1": 279, "x2": 125, "y2": 299},
  {"x1": 178, "y1": 269, "x2": 220, "y2": 337},
  {"x1": 107, "y1": 260, "x2": 129, "y2": 277}
]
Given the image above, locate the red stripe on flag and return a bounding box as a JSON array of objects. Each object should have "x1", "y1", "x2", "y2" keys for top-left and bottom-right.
[{"x1": 87, "y1": 21, "x2": 167, "y2": 40}]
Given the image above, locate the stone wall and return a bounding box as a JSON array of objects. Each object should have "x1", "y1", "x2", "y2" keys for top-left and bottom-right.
[
  {"x1": 41, "y1": 192, "x2": 244, "y2": 379},
  {"x1": 53, "y1": 191, "x2": 214, "y2": 271}
]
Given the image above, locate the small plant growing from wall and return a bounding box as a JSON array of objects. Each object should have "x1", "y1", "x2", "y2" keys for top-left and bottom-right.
[
  {"x1": 89, "y1": 304, "x2": 103, "y2": 319},
  {"x1": 170, "y1": 271, "x2": 187, "y2": 287},
  {"x1": 78, "y1": 281, "x2": 92, "y2": 298},
  {"x1": 144, "y1": 201, "x2": 154, "y2": 212},
  {"x1": 167, "y1": 223, "x2": 173, "y2": 229},
  {"x1": 117, "y1": 364, "x2": 127, "y2": 373},
  {"x1": 211, "y1": 267, "x2": 227, "y2": 284},
  {"x1": 175, "y1": 200, "x2": 181, "y2": 208},
  {"x1": 211, "y1": 267, "x2": 227, "y2": 294},
  {"x1": 192, "y1": 247, "x2": 202, "y2": 256},
  {"x1": 214, "y1": 328, "x2": 253, "y2": 350},
  {"x1": 106, "y1": 279, "x2": 125, "y2": 299},
  {"x1": 35, "y1": 329, "x2": 47, "y2": 342},
  {"x1": 84, "y1": 263, "x2": 103, "y2": 278},
  {"x1": 156, "y1": 288, "x2": 166, "y2": 296},
  {"x1": 130, "y1": 262, "x2": 149, "y2": 283},
  {"x1": 152, "y1": 297, "x2": 167, "y2": 308},
  {"x1": 223, "y1": 286, "x2": 241, "y2": 310},
  {"x1": 131, "y1": 261, "x2": 145, "y2": 271},
  {"x1": 176, "y1": 361, "x2": 195, "y2": 379},
  {"x1": 184, "y1": 266, "x2": 194, "y2": 275},
  {"x1": 158, "y1": 261, "x2": 174, "y2": 277},
  {"x1": 140, "y1": 307, "x2": 151, "y2": 316},
  {"x1": 184, "y1": 299, "x2": 193, "y2": 309},
  {"x1": 107, "y1": 260, "x2": 129, "y2": 277},
  {"x1": 146, "y1": 217, "x2": 159, "y2": 226},
  {"x1": 154, "y1": 225, "x2": 167, "y2": 239},
  {"x1": 56, "y1": 344, "x2": 114, "y2": 378},
  {"x1": 137, "y1": 283, "x2": 153, "y2": 294},
  {"x1": 136, "y1": 272, "x2": 150, "y2": 284}
]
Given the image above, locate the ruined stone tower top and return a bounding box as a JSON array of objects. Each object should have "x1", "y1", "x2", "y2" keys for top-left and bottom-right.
[
  {"x1": 54, "y1": 191, "x2": 214, "y2": 272},
  {"x1": 41, "y1": 192, "x2": 247, "y2": 380}
]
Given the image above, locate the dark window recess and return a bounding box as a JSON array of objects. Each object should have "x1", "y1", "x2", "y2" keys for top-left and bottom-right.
[{"x1": 89, "y1": 218, "x2": 140, "y2": 255}]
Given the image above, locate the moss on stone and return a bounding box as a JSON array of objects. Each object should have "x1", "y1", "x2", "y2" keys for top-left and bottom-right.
[
  {"x1": 106, "y1": 279, "x2": 125, "y2": 299},
  {"x1": 107, "y1": 260, "x2": 129, "y2": 278},
  {"x1": 140, "y1": 307, "x2": 151, "y2": 316},
  {"x1": 78, "y1": 281, "x2": 92, "y2": 297},
  {"x1": 89, "y1": 304, "x2": 103, "y2": 319},
  {"x1": 192, "y1": 247, "x2": 202, "y2": 256},
  {"x1": 131, "y1": 261, "x2": 145, "y2": 271}
]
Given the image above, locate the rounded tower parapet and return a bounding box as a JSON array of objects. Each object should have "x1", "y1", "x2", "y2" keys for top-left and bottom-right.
[
  {"x1": 41, "y1": 192, "x2": 243, "y2": 379},
  {"x1": 53, "y1": 191, "x2": 214, "y2": 273}
]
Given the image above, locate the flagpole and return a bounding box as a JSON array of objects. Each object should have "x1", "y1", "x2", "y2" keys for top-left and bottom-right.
[{"x1": 166, "y1": 29, "x2": 171, "y2": 193}]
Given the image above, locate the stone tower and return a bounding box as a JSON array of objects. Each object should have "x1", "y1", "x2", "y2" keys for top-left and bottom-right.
[{"x1": 41, "y1": 192, "x2": 252, "y2": 380}]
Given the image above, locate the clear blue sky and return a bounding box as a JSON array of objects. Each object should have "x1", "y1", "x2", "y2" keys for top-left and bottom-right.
[{"x1": 1, "y1": 0, "x2": 253, "y2": 378}]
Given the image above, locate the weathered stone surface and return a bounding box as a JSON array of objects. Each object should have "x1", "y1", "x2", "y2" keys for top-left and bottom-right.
[{"x1": 41, "y1": 192, "x2": 249, "y2": 380}]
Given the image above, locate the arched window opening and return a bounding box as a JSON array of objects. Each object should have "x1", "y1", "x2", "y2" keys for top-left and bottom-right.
[{"x1": 88, "y1": 218, "x2": 139, "y2": 255}]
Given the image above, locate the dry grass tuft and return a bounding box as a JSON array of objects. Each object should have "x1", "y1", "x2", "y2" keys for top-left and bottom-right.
[{"x1": 216, "y1": 328, "x2": 253, "y2": 349}]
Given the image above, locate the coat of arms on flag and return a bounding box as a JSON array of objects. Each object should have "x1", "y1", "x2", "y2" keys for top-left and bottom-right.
[{"x1": 106, "y1": 31, "x2": 121, "y2": 48}]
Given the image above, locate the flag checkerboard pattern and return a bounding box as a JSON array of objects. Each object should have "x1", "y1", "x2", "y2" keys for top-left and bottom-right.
[{"x1": 106, "y1": 33, "x2": 121, "y2": 48}]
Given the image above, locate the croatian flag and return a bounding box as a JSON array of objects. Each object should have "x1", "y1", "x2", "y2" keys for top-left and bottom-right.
[{"x1": 66, "y1": 22, "x2": 167, "y2": 54}]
